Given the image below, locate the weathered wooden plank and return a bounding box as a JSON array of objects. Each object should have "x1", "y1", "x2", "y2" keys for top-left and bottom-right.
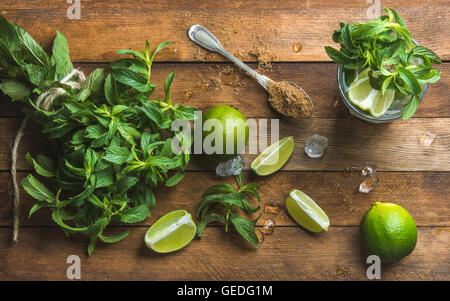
[
  {"x1": 1, "y1": 62, "x2": 449, "y2": 118},
  {"x1": 0, "y1": 117, "x2": 447, "y2": 171},
  {"x1": 2, "y1": 0, "x2": 449, "y2": 10},
  {"x1": 1, "y1": 171, "x2": 448, "y2": 228},
  {"x1": 1, "y1": 5, "x2": 448, "y2": 62},
  {"x1": 0, "y1": 226, "x2": 448, "y2": 280}
]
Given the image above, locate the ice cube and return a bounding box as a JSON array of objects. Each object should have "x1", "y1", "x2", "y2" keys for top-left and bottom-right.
[
  {"x1": 216, "y1": 155, "x2": 245, "y2": 177},
  {"x1": 261, "y1": 218, "x2": 275, "y2": 235},
  {"x1": 417, "y1": 131, "x2": 436, "y2": 146},
  {"x1": 361, "y1": 162, "x2": 376, "y2": 176},
  {"x1": 359, "y1": 175, "x2": 379, "y2": 193},
  {"x1": 305, "y1": 134, "x2": 328, "y2": 158}
]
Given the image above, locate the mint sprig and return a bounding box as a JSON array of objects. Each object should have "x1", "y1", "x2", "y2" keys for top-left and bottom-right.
[
  {"x1": 325, "y1": 8, "x2": 441, "y2": 119},
  {"x1": 196, "y1": 174, "x2": 261, "y2": 246}
]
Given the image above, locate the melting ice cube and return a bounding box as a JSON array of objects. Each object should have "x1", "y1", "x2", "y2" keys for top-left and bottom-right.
[
  {"x1": 216, "y1": 155, "x2": 245, "y2": 177},
  {"x1": 417, "y1": 131, "x2": 436, "y2": 146},
  {"x1": 305, "y1": 134, "x2": 328, "y2": 158},
  {"x1": 261, "y1": 218, "x2": 275, "y2": 235},
  {"x1": 361, "y1": 162, "x2": 376, "y2": 177},
  {"x1": 359, "y1": 175, "x2": 379, "y2": 193}
]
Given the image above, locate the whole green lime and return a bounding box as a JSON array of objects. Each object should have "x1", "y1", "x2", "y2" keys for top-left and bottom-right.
[
  {"x1": 202, "y1": 105, "x2": 249, "y2": 158},
  {"x1": 360, "y1": 202, "x2": 417, "y2": 264}
]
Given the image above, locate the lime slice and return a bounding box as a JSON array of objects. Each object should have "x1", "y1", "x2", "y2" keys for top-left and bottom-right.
[
  {"x1": 348, "y1": 68, "x2": 395, "y2": 117},
  {"x1": 285, "y1": 189, "x2": 329, "y2": 232},
  {"x1": 144, "y1": 210, "x2": 196, "y2": 253},
  {"x1": 251, "y1": 136, "x2": 294, "y2": 176}
]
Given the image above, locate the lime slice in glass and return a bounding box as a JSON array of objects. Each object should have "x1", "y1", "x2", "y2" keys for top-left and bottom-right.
[
  {"x1": 251, "y1": 136, "x2": 294, "y2": 176},
  {"x1": 144, "y1": 210, "x2": 196, "y2": 253},
  {"x1": 348, "y1": 68, "x2": 395, "y2": 117},
  {"x1": 285, "y1": 189, "x2": 329, "y2": 233}
]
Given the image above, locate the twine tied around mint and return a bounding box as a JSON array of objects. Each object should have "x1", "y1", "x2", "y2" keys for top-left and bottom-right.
[{"x1": 10, "y1": 69, "x2": 86, "y2": 242}]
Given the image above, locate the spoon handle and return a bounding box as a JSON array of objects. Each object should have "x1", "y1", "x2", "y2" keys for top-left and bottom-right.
[{"x1": 188, "y1": 24, "x2": 271, "y2": 90}]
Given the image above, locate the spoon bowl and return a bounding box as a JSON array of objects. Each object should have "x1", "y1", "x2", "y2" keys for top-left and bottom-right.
[{"x1": 188, "y1": 25, "x2": 314, "y2": 118}]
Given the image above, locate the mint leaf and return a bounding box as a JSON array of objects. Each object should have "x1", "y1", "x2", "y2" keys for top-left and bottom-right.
[
  {"x1": 112, "y1": 68, "x2": 154, "y2": 92},
  {"x1": 104, "y1": 145, "x2": 133, "y2": 164},
  {"x1": 402, "y1": 95, "x2": 420, "y2": 120},
  {"x1": 51, "y1": 31, "x2": 73, "y2": 79},
  {"x1": 398, "y1": 66, "x2": 422, "y2": 95},
  {"x1": 197, "y1": 213, "x2": 226, "y2": 237},
  {"x1": 411, "y1": 46, "x2": 441, "y2": 64},
  {"x1": 26, "y1": 153, "x2": 56, "y2": 178},
  {"x1": 389, "y1": 8, "x2": 406, "y2": 27},
  {"x1": 229, "y1": 213, "x2": 260, "y2": 246},
  {"x1": 117, "y1": 49, "x2": 145, "y2": 60},
  {"x1": 22, "y1": 175, "x2": 55, "y2": 202},
  {"x1": 120, "y1": 204, "x2": 150, "y2": 223},
  {"x1": 0, "y1": 79, "x2": 31, "y2": 101},
  {"x1": 165, "y1": 170, "x2": 185, "y2": 187},
  {"x1": 99, "y1": 230, "x2": 131, "y2": 243},
  {"x1": 116, "y1": 176, "x2": 138, "y2": 193},
  {"x1": 203, "y1": 184, "x2": 235, "y2": 195},
  {"x1": 29, "y1": 202, "x2": 48, "y2": 217},
  {"x1": 51, "y1": 209, "x2": 90, "y2": 232},
  {"x1": 13, "y1": 23, "x2": 50, "y2": 67},
  {"x1": 324, "y1": 46, "x2": 356, "y2": 65}
]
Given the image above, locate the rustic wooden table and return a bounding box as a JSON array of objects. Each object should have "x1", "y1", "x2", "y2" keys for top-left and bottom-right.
[{"x1": 0, "y1": 0, "x2": 449, "y2": 281}]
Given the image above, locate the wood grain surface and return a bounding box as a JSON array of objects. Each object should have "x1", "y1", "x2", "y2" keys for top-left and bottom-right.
[
  {"x1": 0, "y1": 227, "x2": 448, "y2": 281},
  {"x1": 1, "y1": 1, "x2": 449, "y2": 62},
  {"x1": 0, "y1": 0, "x2": 448, "y2": 281},
  {"x1": 1, "y1": 171, "x2": 449, "y2": 227},
  {"x1": 0, "y1": 117, "x2": 448, "y2": 171},
  {"x1": 1, "y1": 62, "x2": 449, "y2": 118}
]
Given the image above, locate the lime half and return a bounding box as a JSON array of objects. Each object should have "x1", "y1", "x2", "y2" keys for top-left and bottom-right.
[
  {"x1": 145, "y1": 210, "x2": 196, "y2": 253},
  {"x1": 251, "y1": 136, "x2": 294, "y2": 176},
  {"x1": 348, "y1": 68, "x2": 395, "y2": 117},
  {"x1": 285, "y1": 189, "x2": 329, "y2": 233}
]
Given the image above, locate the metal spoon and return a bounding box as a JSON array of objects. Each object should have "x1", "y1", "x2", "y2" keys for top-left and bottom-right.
[{"x1": 187, "y1": 24, "x2": 314, "y2": 118}]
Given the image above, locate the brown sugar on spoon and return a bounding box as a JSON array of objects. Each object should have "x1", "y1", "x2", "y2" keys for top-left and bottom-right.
[{"x1": 267, "y1": 81, "x2": 313, "y2": 118}]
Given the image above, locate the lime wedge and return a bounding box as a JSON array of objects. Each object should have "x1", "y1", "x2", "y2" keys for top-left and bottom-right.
[
  {"x1": 348, "y1": 68, "x2": 395, "y2": 117},
  {"x1": 144, "y1": 210, "x2": 196, "y2": 253},
  {"x1": 285, "y1": 189, "x2": 329, "y2": 232},
  {"x1": 251, "y1": 136, "x2": 294, "y2": 176}
]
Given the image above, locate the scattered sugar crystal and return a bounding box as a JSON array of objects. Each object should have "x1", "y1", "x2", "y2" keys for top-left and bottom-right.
[
  {"x1": 216, "y1": 155, "x2": 245, "y2": 177},
  {"x1": 359, "y1": 175, "x2": 379, "y2": 193},
  {"x1": 343, "y1": 166, "x2": 359, "y2": 176},
  {"x1": 341, "y1": 198, "x2": 360, "y2": 213},
  {"x1": 336, "y1": 266, "x2": 350, "y2": 276},
  {"x1": 417, "y1": 131, "x2": 436, "y2": 146},
  {"x1": 361, "y1": 162, "x2": 376, "y2": 176},
  {"x1": 305, "y1": 134, "x2": 328, "y2": 158}
]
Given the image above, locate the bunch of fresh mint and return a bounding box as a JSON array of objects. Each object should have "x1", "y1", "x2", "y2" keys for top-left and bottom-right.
[
  {"x1": 0, "y1": 16, "x2": 196, "y2": 255},
  {"x1": 325, "y1": 8, "x2": 441, "y2": 119},
  {"x1": 196, "y1": 174, "x2": 261, "y2": 246}
]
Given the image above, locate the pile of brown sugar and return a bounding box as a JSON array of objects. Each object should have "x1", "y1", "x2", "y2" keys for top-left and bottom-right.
[{"x1": 267, "y1": 81, "x2": 313, "y2": 118}]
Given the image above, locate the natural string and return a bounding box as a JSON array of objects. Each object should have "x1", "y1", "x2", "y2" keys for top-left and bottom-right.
[{"x1": 11, "y1": 69, "x2": 86, "y2": 242}]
